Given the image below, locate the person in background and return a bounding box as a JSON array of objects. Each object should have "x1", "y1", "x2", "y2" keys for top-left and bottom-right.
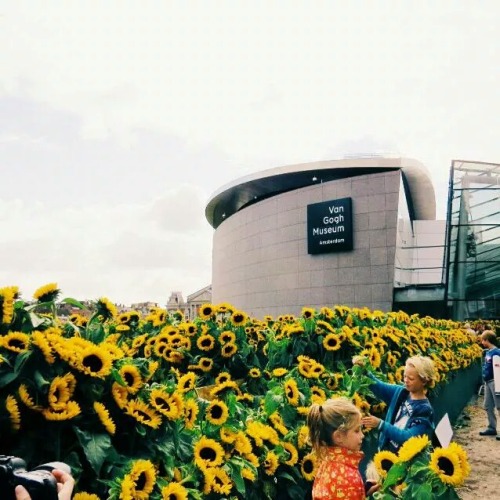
[
  {"x1": 307, "y1": 397, "x2": 378, "y2": 500},
  {"x1": 478, "y1": 330, "x2": 500, "y2": 440},
  {"x1": 356, "y1": 355, "x2": 436, "y2": 453},
  {"x1": 15, "y1": 469, "x2": 74, "y2": 500}
]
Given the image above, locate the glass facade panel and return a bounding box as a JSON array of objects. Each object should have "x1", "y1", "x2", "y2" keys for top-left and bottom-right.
[{"x1": 445, "y1": 161, "x2": 500, "y2": 319}]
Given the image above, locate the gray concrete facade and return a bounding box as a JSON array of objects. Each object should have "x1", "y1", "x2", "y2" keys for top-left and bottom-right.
[{"x1": 211, "y1": 169, "x2": 403, "y2": 317}]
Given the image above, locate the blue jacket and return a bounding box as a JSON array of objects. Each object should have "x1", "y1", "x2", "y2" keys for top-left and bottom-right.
[
  {"x1": 483, "y1": 347, "x2": 500, "y2": 381},
  {"x1": 368, "y1": 374, "x2": 434, "y2": 451}
]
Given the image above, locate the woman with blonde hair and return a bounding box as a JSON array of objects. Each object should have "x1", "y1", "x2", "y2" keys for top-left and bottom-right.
[{"x1": 356, "y1": 355, "x2": 436, "y2": 452}]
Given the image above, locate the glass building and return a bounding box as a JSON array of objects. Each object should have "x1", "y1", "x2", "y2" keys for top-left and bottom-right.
[{"x1": 445, "y1": 160, "x2": 500, "y2": 320}]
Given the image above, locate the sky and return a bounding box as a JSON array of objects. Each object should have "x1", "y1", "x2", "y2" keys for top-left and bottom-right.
[{"x1": 1, "y1": 1, "x2": 499, "y2": 305}]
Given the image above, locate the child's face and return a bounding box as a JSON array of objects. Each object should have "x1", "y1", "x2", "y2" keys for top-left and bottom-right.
[
  {"x1": 403, "y1": 365, "x2": 426, "y2": 394},
  {"x1": 334, "y1": 414, "x2": 364, "y2": 451}
]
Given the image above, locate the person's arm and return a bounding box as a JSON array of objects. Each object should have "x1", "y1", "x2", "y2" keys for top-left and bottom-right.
[
  {"x1": 378, "y1": 416, "x2": 433, "y2": 446},
  {"x1": 366, "y1": 372, "x2": 401, "y2": 404},
  {"x1": 15, "y1": 469, "x2": 74, "y2": 500}
]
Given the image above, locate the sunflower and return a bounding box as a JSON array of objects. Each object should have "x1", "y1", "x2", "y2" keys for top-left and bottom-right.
[
  {"x1": 373, "y1": 450, "x2": 399, "y2": 478},
  {"x1": 33, "y1": 282, "x2": 60, "y2": 302},
  {"x1": 206, "y1": 399, "x2": 229, "y2": 426},
  {"x1": 215, "y1": 372, "x2": 232, "y2": 385},
  {"x1": 429, "y1": 447, "x2": 466, "y2": 486},
  {"x1": 193, "y1": 436, "x2": 225, "y2": 469},
  {"x1": 284, "y1": 378, "x2": 300, "y2": 406},
  {"x1": 218, "y1": 331, "x2": 235, "y2": 346},
  {"x1": 202, "y1": 466, "x2": 233, "y2": 495},
  {"x1": 177, "y1": 372, "x2": 196, "y2": 393},
  {"x1": 263, "y1": 451, "x2": 279, "y2": 476},
  {"x1": 18, "y1": 384, "x2": 42, "y2": 412},
  {"x1": 94, "y1": 401, "x2": 116, "y2": 435},
  {"x1": 94, "y1": 297, "x2": 118, "y2": 321},
  {"x1": 196, "y1": 334, "x2": 215, "y2": 351},
  {"x1": 161, "y1": 482, "x2": 188, "y2": 500},
  {"x1": 448, "y1": 442, "x2": 471, "y2": 478},
  {"x1": 118, "y1": 364, "x2": 143, "y2": 394},
  {"x1": 281, "y1": 441, "x2": 299, "y2": 466},
  {"x1": 125, "y1": 400, "x2": 162, "y2": 429},
  {"x1": 76, "y1": 345, "x2": 113, "y2": 379},
  {"x1": 230, "y1": 310, "x2": 247, "y2": 326},
  {"x1": 216, "y1": 302, "x2": 234, "y2": 314},
  {"x1": 221, "y1": 342, "x2": 238, "y2": 358},
  {"x1": 112, "y1": 382, "x2": 129, "y2": 409},
  {"x1": 398, "y1": 434, "x2": 430, "y2": 462},
  {"x1": 269, "y1": 412, "x2": 288, "y2": 436},
  {"x1": 297, "y1": 425, "x2": 309, "y2": 449},
  {"x1": 368, "y1": 348, "x2": 382, "y2": 369},
  {"x1": 150, "y1": 389, "x2": 184, "y2": 420},
  {"x1": 5, "y1": 395, "x2": 21, "y2": 431},
  {"x1": 249, "y1": 367, "x2": 261, "y2": 378},
  {"x1": 241, "y1": 467, "x2": 257, "y2": 482},
  {"x1": 272, "y1": 368, "x2": 288, "y2": 378},
  {"x1": 73, "y1": 494, "x2": 101, "y2": 500},
  {"x1": 184, "y1": 398, "x2": 199, "y2": 430},
  {"x1": 310, "y1": 385, "x2": 326, "y2": 404},
  {"x1": 209, "y1": 380, "x2": 241, "y2": 399},
  {"x1": 42, "y1": 400, "x2": 81, "y2": 421},
  {"x1": 198, "y1": 303, "x2": 215, "y2": 320},
  {"x1": 48, "y1": 376, "x2": 73, "y2": 409},
  {"x1": 0, "y1": 286, "x2": 17, "y2": 324},
  {"x1": 301, "y1": 307, "x2": 315, "y2": 319},
  {"x1": 300, "y1": 452, "x2": 317, "y2": 481},
  {"x1": 198, "y1": 357, "x2": 214, "y2": 372},
  {"x1": 1, "y1": 332, "x2": 30, "y2": 353},
  {"x1": 31, "y1": 331, "x2": 56, "y2": 364},
  {"x1": 322, "y1": 333, "x2": 342, "y2": 351},
  {"x1": 126, "y1": 459, "x2": 156, "y2": 499}
]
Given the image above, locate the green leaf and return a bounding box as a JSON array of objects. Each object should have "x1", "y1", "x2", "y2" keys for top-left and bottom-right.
[
  {"x1": 227, "y1": 461, "x2": 246, "y2": 496},
  {"x1": 28, "y1": 312, "x2": 48, "y2": 328},
  {"x1": 61, "y1": 297, "x2": 87, "y2": 309},
  {"x1": 73, "y1": 428, "x2": 112, "y2": 475},
  {"x1": 0, "y1": 371, "x2": 19, "y2": 389},
  {"x1": 384, "y1": 462, "x2": 407, "y2": 488},
  {"x1": 33, "y1": 370, "x2": 50, "y2": 389},
  {"x1": 263, "y1": 391, "x2": 282, "y2": 416}
]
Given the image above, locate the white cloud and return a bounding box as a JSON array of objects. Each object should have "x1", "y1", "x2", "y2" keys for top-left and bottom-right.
[{"x1": 1, "y1": 2, "x2": 499, "y2": 303}]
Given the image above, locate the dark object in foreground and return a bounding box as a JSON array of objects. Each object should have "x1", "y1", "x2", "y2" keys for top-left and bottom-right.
[{"x1": 0, "y1": 455, "x2": 71, "y2": 500}]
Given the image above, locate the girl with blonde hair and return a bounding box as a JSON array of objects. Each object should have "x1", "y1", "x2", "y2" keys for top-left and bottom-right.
[{"x1": 307, "y1": 398, "x2": 374, "y2": 499}]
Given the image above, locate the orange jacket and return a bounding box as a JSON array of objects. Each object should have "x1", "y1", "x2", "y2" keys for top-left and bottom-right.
[{"x1": 312, "y1": 446, "x2": 365, "y2": 500}]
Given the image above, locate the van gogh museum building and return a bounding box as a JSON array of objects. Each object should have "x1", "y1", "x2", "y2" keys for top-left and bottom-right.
[{"x1": 205, "y1": 158, "x2": 500, "y2": 320}]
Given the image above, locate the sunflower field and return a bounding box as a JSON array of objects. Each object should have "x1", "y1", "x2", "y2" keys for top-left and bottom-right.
[{"x1": 0, "y1": 284, "x2": 482, "y2": 499}]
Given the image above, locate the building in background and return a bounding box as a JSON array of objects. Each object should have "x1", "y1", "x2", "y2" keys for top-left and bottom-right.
[
  {"x1": 444, "y1": 160, "x2": 500, "y2": 320},
  {"x1": 166, "y1": 285, "x2": 212, "y2": 319},
  {"x1": 205, "y1": 157, "x2": 447, "y2": 318}
]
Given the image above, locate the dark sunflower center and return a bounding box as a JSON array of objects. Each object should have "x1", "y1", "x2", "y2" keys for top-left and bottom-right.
[
  {"x1": 135, "y1": 471, "x2": 146, "y2": 490},
  {"x1": 287, "y1": 388, "x2": 294, "y2": 398},
  {"x1": 83, "y1": 354, "x2": 104, "y2": 372},
  {"x1": 201, "y1": 360, "x2": 211, "y2": 367},
  {"x1": 9, "y1": 339, "x2": 26, "y2": 349},
  {"x1": 137, "y1": 410, "x2": 151, "y2": 421},
  {"x1": 200, "y1": 447, "x2": 216, "y2": 461},
  {"x1": 210, "y1": 405, "x2": 223, "y2": 419},
  {"x1": 201, "y1": 338, "x2": 212, "y2": 347},
  {"x1": 233, "y1": 314, "x2": 244, "y2": 323},
  {"x1": 303, "y1": 460, "x2": 313, "y2": 473},
  {"x1": 124, "y1": 372, "x2": 135, "y2": 385},
  {"x1": 328, "y1": 338, "x2": 337, "y2": 346},
  {"x1": 381, "y1": 458, "x2": 394, "y2": 472},
  {"x1": 155, "y1": 397, "x2": 168, "y2": 409},
  {"x1": 202, "y1": 308, "x2": 212, "y2": 316},
  {"x1": 437, "y1": 456, "x2": 454, "y2": 476}
]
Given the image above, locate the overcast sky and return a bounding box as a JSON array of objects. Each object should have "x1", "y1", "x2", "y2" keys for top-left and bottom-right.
[{"x1": 1, "y1": 1, "x2": 499, "y2": 305}]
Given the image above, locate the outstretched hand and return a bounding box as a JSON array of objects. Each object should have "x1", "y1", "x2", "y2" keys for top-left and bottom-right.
[{"x1": 362, "y1": 414, "x2": 382, "y2": 430}]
